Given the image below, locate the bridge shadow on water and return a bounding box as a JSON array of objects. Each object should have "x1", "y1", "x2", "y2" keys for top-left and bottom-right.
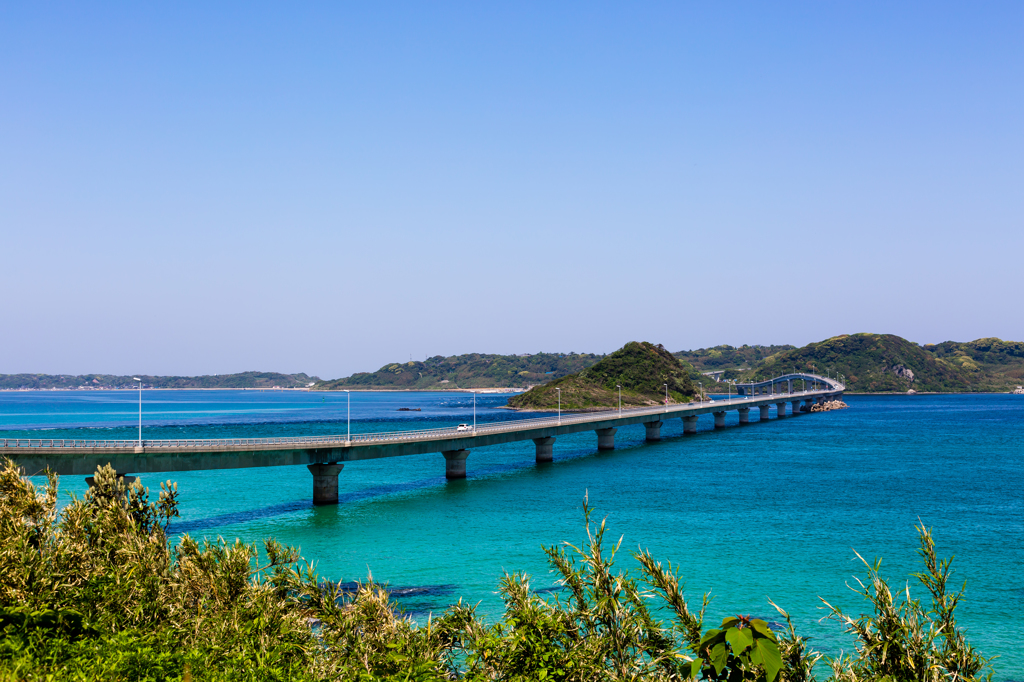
[
  {"x1": 167, "y1": 445, "x2": 622, "y2": 536},
  {"x1": 168, "y1": 475, "x2": 448, "y2": 535}
]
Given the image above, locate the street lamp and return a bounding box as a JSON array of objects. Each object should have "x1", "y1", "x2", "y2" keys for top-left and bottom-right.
[
  {"x1": 663, "y1": 384, "x2": 668, "y2": 412},
  {"x1": 699, "y1": 381, "x2": 704, "y2": 402},
  {"x1": 616, "y1": 384, "x2": 621, "y2": 415},
  {"x1": 344, "y1": 390, "x2": 351, "y2": 443},
  {"x1": 132, "y1": 374, "x2": 142, "y2": 444},
  {"x1": 556, "y1": 387, "x2": 561, "y2": 424}
]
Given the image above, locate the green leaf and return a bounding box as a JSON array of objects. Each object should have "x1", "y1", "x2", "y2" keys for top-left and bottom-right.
[
  {"x1": 750, "y1": 619, "x2": 776, "y2": 640},
  {"x1": 710, "y1": 642, "x2": 729, "y2": 675},
  {"x1": 720, "y1": 617, "x2": 740, "y2": 630},
  {"x1": 753, "y1": 638, "x2": 783, "y2": 682},
  {"x1": 700, "y1": 628, "x2": 723, "y2": 647},
  {"x1": 726, "y1": 626, "x2": 753, "y2": 654}
]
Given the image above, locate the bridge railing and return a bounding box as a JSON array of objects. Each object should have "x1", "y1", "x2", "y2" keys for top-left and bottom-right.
[
  {"x1": 0, "y1": 384, "x2": 844, "y2": 451},
  {"x1": 0, "y1": 402, "x2": 676, "y2": 449}
]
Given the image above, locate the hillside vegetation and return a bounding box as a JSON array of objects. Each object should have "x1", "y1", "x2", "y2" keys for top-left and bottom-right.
[
  {"x1": 746, "y1": 334, "x2": 972, "y2": 392},
  {"x1": 0, "y1": 372, "x2": 318, "y2": 391},
  {"x1": 925, "y1": 337, "x2": 1024, "y2": 391},
  {"x1": 507, "y1": 342, "x2": 695, "y2": 410},
  {"x1": 315, "y1": 352, "x2": 602, "y2": 390},
  {"x1": 675, "y1": 345, "x2": 795, "y2": 380}
]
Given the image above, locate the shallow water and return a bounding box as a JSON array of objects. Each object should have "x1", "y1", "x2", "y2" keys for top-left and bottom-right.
[{"x1": 3, "y1": 390, "x2": 1022, "y2": 678}]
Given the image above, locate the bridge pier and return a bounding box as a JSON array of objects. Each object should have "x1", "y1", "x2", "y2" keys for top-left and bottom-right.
[
  {"x1": 533, "y1": 437, "x2": 555, "y2": 463},
  {"x1": 644, "y1": 421, "x2": 663, "y2": 441},
  {"x1": 443, "y1": 450, "x2": 470, "y2": 479},
  {"x1": 307, "y1": 463, "x2": 344, "y2": 505},
  {"x1": 682, "y1": 416, "x2": 698, "y2": 434},
  {"x1": 759, "y1": 405, "x2": 771, "y2": 421},
  {"x1": 738, "y1": 408, "x2": 750, "y2": 424},
  {"x1": 803, "y1": 399, "x2": 814, "y2": 412},
  {"x1": 788, "y1": 379, "x2": 793, "y2": 393},
  {"x1": 791, "y1": 400, "x2": 801, "y2": 415},
  {"x1": 596, "y1": 428, "x2": 617, "y2": 450},
  {"x1": 714, "y1": 411, "x2": 726, "y2": 428},
  {"x1": 776, "y1": 402, "x2": 788, "y2": 417}
]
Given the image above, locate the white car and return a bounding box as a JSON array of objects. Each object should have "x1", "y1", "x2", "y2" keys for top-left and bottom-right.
[{"x1": 456, "y1": 423, "x2": 472, "y2": 432}]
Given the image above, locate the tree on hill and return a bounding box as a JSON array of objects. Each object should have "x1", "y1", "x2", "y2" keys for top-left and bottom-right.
[
  {"x1": 749, "y1": 333, "x2": 972, "y2": 392},
  {"x1": 507, "y1": 342, "x2": 696, "y2": 410}
]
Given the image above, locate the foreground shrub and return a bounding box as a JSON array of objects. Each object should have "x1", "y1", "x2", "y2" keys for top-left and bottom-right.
[{"x1": 0, "y1": 459, "x2": 993, "y2": 681}]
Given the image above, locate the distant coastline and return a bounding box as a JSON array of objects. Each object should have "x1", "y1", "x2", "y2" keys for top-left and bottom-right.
[{"x1": 0, "y1": 386, "x2": 526, "y2": 394}]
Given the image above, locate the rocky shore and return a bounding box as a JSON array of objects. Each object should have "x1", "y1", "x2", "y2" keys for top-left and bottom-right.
[{"x1": 810, "y1": 399, "x2": 848, "y2": 412}]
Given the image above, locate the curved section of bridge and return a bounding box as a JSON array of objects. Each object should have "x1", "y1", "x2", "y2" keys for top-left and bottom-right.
[{"x1": 2, "y1": 373, "x2": 844, "y2": 504}]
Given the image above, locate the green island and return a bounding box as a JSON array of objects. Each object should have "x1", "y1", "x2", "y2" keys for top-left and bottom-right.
[
  {"x1": 506, "y1": 342, "x2": 696, "y2": 410},
  {"x1": 313, "y1": 333, "x2": 1024, "y2": 396},
  {"x1": 314, "y1": 352, "x2": 604, "y2": 391},
  {"x1": 8, "y1": 334, "x2": 1023, "y2": 395},
  {"x1": 0, "y1": 460, "x2": 993, "y2": 681}
]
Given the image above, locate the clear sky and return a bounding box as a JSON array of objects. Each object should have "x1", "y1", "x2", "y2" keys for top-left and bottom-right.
[{"x1": 2, "y1": 2, "x2": 1022, "y2": 379}]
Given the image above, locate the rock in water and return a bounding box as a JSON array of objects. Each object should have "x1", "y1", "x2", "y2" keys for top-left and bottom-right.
[{"x1": 810, "y1": 399, "x2": 848, "y2": 412}]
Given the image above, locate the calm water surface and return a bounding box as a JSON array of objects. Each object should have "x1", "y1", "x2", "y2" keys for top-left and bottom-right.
[{"x1": 2, "y1": 390, "x2": 1022, "y2": 677}]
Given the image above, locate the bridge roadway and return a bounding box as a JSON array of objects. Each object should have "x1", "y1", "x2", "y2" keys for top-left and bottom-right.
[{"x1": 2, "y1": 373, "x2": 844, "y2": 504}]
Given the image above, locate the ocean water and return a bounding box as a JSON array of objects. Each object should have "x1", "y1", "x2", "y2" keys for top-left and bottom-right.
[{"x1": 1, "y1": 390, "x2": 1022, "y2": 678}]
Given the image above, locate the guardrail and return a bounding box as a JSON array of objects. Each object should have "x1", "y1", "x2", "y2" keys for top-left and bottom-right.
[{"x1": 0, "y1": 381, "x2": 844, "y2": 452}]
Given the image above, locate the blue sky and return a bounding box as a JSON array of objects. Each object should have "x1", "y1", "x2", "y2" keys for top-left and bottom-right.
[{"x1": 2, "y1": 2, "x2": 1022, "y2": 378}]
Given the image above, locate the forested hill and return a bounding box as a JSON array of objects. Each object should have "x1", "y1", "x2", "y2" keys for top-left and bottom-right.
[
  {"x1": 688, "y1": 335, "x2": 1024, "y2": 393},
  {"x1": 506, "y1": 342, "x2": 696, "y2": 410},
  {"x1": 314, "y1": 353, "x2": 603, "y2": 390},
  {"x1": 0, "y1": 372, "x2": 319, "y2": 390},
  {"x1": 924, "y1": 338, "x2": 1024, "y2": 391},
  {"x1": 747, "y1": 334, "x2": 972, "y2": 392},
  {"x1": 674, "y1": 345, "x2": 795, "y2": 377}
]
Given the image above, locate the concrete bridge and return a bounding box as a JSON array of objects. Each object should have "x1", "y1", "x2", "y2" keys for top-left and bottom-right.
[
  {"x1": 735, "y1": 372, "x2": 843, "y2": 396},
  {"x1": 1, "y1": 374, "x2": 844, "y2": 504}
]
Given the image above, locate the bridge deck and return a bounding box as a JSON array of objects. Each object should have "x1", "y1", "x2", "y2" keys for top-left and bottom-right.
[{"x1": 2, "y1": 377, "x2": 843, "y2": 476}]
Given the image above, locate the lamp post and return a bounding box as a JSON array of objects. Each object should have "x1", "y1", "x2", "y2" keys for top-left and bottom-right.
[
  {"x1": 344, "y1": 390, "x2": 350, "y2": 443},
  {"x1": 133, "y1": 377, "x2": 142, "y2": 445},
  {"x1": 617, "y1": 384, "x2": 621, "y2": 415},
  {"x1": 556, "y1": 388, "x2": 561, "y2": 424},
  {"x1": 699, "y1": 381, "x2": 704, "y2": 402},
  {"x1": 664, "y1": 384, "x2": 668, "y2": 412},
  {"x1": 473, "y1": 391, "x2": 476, "y2": 431}
]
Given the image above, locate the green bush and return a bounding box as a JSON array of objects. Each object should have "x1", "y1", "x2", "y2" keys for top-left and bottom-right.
[{"x1": 0, "y1": 459, "x2": 993, "y2": 681}]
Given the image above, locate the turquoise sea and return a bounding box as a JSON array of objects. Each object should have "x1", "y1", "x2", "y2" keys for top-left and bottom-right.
[{"x1": 1, "y1": 390, "x2": 1022, "y2": 678}]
